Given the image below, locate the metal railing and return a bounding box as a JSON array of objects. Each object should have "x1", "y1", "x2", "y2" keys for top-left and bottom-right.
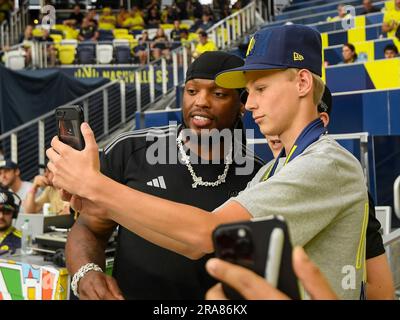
[
  {"x1": 208, "y1": 1, "x2": 257, "y2": 50},
  {"x1": 0, "y1": 80, "x2": 124, "y2": 180},
  {"x1": 394, "y1": 175, "x2": 400, "y2": 220},
  {"x1": 383, "y1": 228, "x2": 400, "y2": 296},
  {"x1": 0, "y1": 1, "x2": 29, "y2": 50}
]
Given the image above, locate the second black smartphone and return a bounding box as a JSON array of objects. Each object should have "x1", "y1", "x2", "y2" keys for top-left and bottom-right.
[
  {"x1": 212, "y1": 216, "x2": 300, "y2": 300},
  {"x1": 55, "y1": 106, "x2": 85, "y2": 151}
]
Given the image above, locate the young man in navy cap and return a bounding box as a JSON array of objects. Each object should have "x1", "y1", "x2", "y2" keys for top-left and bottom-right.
[
  {"x1": 47, "y1": 25, "x2": 368, "y2": 299},
  {"x1": 62, "y1": 51, "x2": 264, "y2": 300}
]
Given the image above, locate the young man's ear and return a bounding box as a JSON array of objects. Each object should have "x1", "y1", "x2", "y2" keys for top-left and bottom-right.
[{"x1": 296, "y1": 69, "x2": 313, "y2": 98}]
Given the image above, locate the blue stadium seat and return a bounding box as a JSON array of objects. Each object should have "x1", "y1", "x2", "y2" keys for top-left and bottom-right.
[
  {"x1": 77, "y1": 42, "x2": 96, "y2": 64},
  {"x1": 115, "y1": 46, "x2": 131, "y2": 64},
  {"x1": 98, "y1": 29, "x2": 114, "y2": 41}
]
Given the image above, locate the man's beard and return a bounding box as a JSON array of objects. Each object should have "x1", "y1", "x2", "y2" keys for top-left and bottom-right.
[{"x1": 0, "y1": 223, "x2": 11, "y2": 232}]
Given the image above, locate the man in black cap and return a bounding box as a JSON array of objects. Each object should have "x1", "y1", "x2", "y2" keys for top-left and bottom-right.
[
  {"x1": 47, "y1": 25, "x2": 368, "y2": 299},
  {"x1": 63, "y1": 51, "x2": 264, "y2": 300},
  {"x1": 0, "y1": 188, "x2": 21, "y2": 255},
  {"x1": 0, "y1": 160, "x2": 35, "y2": 213}
]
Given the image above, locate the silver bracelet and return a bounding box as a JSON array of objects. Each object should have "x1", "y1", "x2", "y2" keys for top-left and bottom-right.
[{"x1": 71, "y1": 263, "x2": 103, "y2": 298}]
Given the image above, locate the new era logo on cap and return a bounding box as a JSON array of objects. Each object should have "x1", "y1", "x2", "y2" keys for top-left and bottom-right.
[{"x1": 293, "y1": 52, "x2": 304, "y2": 61}]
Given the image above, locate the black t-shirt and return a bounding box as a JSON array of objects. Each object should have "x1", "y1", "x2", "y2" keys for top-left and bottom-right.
[
  {"x1": 79, "y1": 26, "x2": 97, "y2": 40},
  {"x1": 101, "y1": 125, "x2": 264, "y2": 299},
  {"x1": 366, "y1": 193, "x2": 385, "y2": 259},
  {"x1": 68, "y1": 12, "x2": 84, "y2": 25}
]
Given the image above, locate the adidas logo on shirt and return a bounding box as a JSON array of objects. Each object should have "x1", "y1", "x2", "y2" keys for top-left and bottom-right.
[{"x1": 146, "y1": 176, "x2": 167, "y2": 189}]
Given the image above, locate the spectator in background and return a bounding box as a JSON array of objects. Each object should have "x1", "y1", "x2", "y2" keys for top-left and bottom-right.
[
  {"x1": 24, "y1": 165, "x2": 70, "y2": 215},
  {"x1": 63, "y1": 4, "x2": 84, "y2": 28},
  {"x1": 0, "y1": 188, "x2": 21, "y2": 255},
  {"x1": 151, "y1": 27, "x2": 170, "y2": 60},
  {"x1": 198, "y1": 14, "x2": 214, "y2": 31},
  {"x1": 134, "y1": 30, "x2": 150, "y2": 65},
  {"x1": 146, "y1": 5, "x2": 161, "y2": 28},
  {"x1": 384, "y1": 43, "x2": 399, "y2": 58},
  {"x1": 163, "y1": 5, "x2": 180, "y2": 24},
  {"x1": 78, "y1": 17, "x2": 99, "y2": 42},
  {"x1": 18, "y1": 25, "x2": 33, "y2": 65},
  {"x1": 36, "y1": 27, "x2": 56, "y2": 67},
  {"x1": 361, "y1": 0, "x2": 381, "y2": 15},
  {"x1": 117, "y1": 6, "x2": 130, "y2": 27},
  {"x1": 382, "y1": 0, "x2": 400, "y2": 39},
  {"x1": 87, "y1": 9, "x2": 99, "y2": 28},
  {"x1": 327, "y1": 3, "x2": 353, "y2": 22},
  {"x1": 98, "y1": 7, "x2": 116, "y2": 30},
  {"x1": 341, "y1": 43, "x2": 358, "y2": 64},
  {"x1": 0, "y1": 160, "x2": 36, "y2": 214},
  {"x1": 170, "y1": 20, "x2": 183, "y2": 49},
  {"x1": 122, "y1": 6, "x2": 145, "y2": 31},
  {"x1": 193, "y1": 30, "x2": 217, "y2": 58},
  {"x1": 175, "y1": 0, "x2": 188, "y2": 20}
]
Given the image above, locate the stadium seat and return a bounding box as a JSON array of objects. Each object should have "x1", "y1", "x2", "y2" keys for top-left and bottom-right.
[
  {"x1": 113, "y1": 39, "x2": 130, "y2": 47},
  {"x1": 113, "y1": 28, "x2": 129, "y2": 37},
  {"x1": 5, "y1": 50, "x2": 26, "y2": 70},
  {"x1": 77, "y1": 43, "x2": 96, "y2": 64},
  {"x1": 61, "y1": 39, "x2": 78, "y2": 47},
  {"x1": 58, "y1": 45, "x2": 76, "y2": 64},
  {"x1": 98, "y1": 29, "x2": 114, "y2": 41},
  {"x1": 115, "y1": 45, "x2": 131, "y2": 64},
  {"x1": 96, "y1": 44, "x2": 114, "y2": 64}
]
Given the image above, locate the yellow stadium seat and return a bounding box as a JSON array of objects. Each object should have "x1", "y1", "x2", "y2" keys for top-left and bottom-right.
[
  {"x1": 354, "y1": 40, "x2": 375, "y2": 62},
  {"x1": 58, "y1": 45, "x2": 76, "y2": 64},
  {"x1": 348, "y1": 26, "x2": 366, "y2": 43},
  {"x1": 160, "y1": 24, "x2": 174, "y2": 30},
  {"x1": 180, "y1": 24, "x2": 190, "y2": 30},
  {"x1": 64, "y1": 28, "x2": 79, "y2": 40},
  {"x1": 53, "y1": 24, "x2": 69, "y2": 32},
  {"x1": 113, "y1": 34, "x2": 138, "y2": 48},
  {"x1": 113, "y1": 28, "x2": 128, "y2": 37}
]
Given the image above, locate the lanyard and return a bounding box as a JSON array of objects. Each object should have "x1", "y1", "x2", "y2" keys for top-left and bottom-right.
[{"x1": 261, "y1": 118, "x2": 327, "y2": 182}]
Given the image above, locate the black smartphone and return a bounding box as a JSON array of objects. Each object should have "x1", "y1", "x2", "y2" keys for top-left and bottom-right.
[
  {"x1": 212, "y1": 216, "x2": 300, "y2": 300},
  {"x1": 55, "y1": 105, "x2": 85, "y2": 151}
]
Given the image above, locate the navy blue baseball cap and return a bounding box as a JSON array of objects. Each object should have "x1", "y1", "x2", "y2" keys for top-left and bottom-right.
[
  {"x1": 215, "y1": 24, "x2": 323, "y2": 89},
  {"x1": 0, "y1": 159, "x2": 18, "y2": 170}
]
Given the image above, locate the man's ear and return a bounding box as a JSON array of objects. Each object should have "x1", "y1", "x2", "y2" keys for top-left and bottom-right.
[
  {"x1": 15, "y1": 169, "x2": 20, "y2": 177},
  {"x1": 240, "y1": 103, "x2": 245, "y2": 116},
  {"x1": 296, "y1": 69, "x2": 313, "y2": 98}
]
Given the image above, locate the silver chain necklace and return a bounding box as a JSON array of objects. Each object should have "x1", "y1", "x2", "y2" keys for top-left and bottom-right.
[{"x1": 176, "y1": 131, "x2": 233, "y2": 188}]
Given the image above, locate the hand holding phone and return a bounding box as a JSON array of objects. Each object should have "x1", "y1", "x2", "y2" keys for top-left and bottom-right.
[
  {"x1": 212, "y1": 216, "x2": 300, "y2": 300},
  {"x1": 55, "y1": 106, "x2": 85, "y2": 151}
]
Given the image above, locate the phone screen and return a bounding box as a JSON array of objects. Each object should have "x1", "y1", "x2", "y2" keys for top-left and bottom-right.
[
  {"x1": 58, "y1": 119, "x2": 84, "y2": 150},
  {"x1": 56, "y1": 106, "x2": 85, "y2": 151}
]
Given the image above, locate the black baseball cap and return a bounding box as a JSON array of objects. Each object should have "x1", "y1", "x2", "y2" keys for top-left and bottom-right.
[
  {"x1": 0, "y1": 188, "x2": 17, "y2": 212},
  {"x1": 185, "y1": 51, "x2": 244, "y2": 83},
  {"x1": 215, "y1": 24, "x2": 323, "y2": 88},
  {"x1": 318, "y1": 86, "x2": 332, "y2": 115},
  {"x1": 0, "y1": 160, "x2": 18, "y2": 170}
]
